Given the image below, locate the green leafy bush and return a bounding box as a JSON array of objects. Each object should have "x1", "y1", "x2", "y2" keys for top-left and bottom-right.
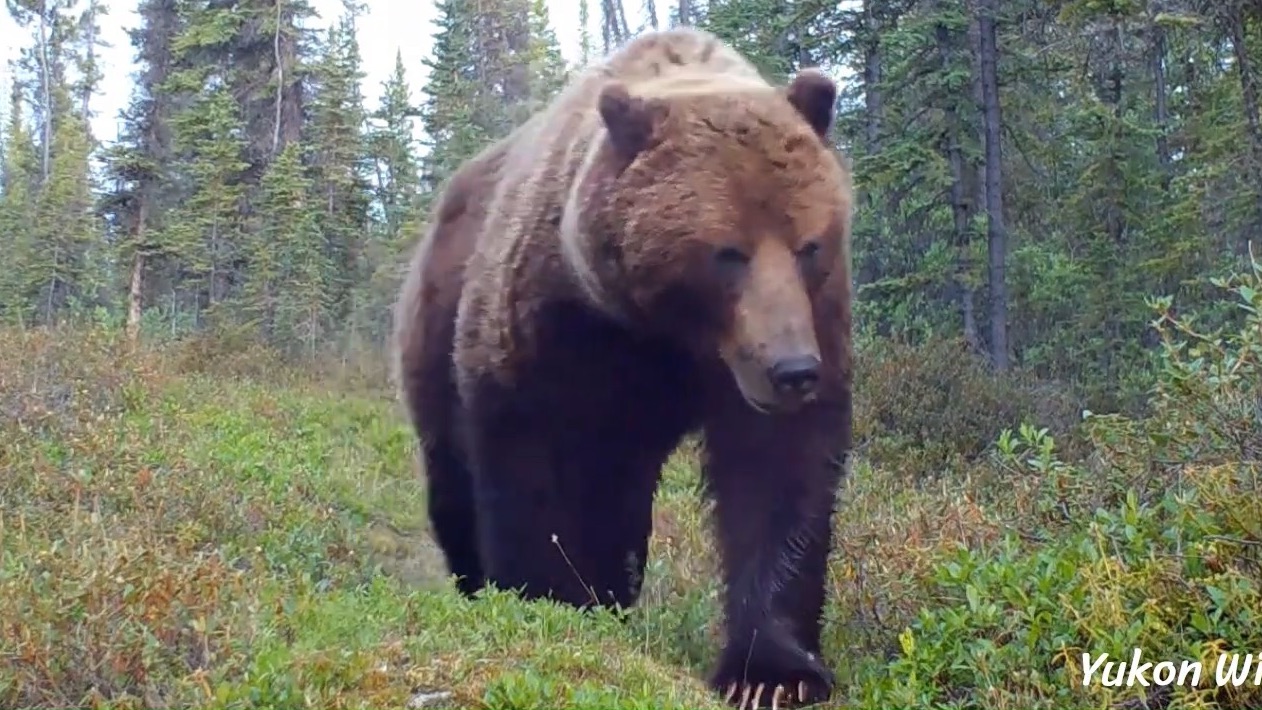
[
  {"x1": 849, "y1": 256, "x2": 1262, "y2": 710},
  {"x1": 853, "y1": 335, "x2": 1084, "y2": 481}
]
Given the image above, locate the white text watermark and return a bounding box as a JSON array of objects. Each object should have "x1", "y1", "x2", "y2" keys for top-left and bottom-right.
[{"x1": 1082, "y1": 649, "x2": 1262, "y2": 688}]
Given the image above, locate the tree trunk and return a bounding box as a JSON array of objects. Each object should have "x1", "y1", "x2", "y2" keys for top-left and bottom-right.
[
  {"x1": 1104, "y1": 18, "x2": 1125, "y2": 248},
  {"x1": 127, "y1": 253, "x2": 145, "y2": 342},
  {"x1": 977, "y1": 0, "x2": 1009, "y2": 370},
  {"x1": 127, "y1": 197, "x2": 152, "y2": 343},
  {"x1": 273, "y1": 0, "x2": 284, "y2": 157},
  {"x1": 937, "y1": 17, "x2": 980, "y2": 352},
  {"x1": 1150, "y1": 19, "x2": 1171, "y2": 186},
  {"x1": 677, "y1": 0, "x2": 692, "y2": 26},
  {"x1": 855, "y1": 0, "x2": 884, "y2": 288},
  {"x1": 80, "y1": 0, "x2": 99, "y2": 121},
  {"x1": 602, "y1": 0, "x2": 629, "y2": 51},
  {"x1": 37, "y1": 8, "x2": 52, "y2": 183},
  {"x1": 862, "y1": 0, "x2": 882, "y2": 151},
  {"x1": 1227, "y1": 8, "x2": 1262, "y2": 250}
]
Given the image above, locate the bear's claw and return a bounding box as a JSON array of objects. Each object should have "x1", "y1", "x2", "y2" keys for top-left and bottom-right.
[
  {"x1": 710, "y1": 631, "x2": 833, "y2": 709},
  {"x1": 722, "y1": 680, "x2": 816, "y2": 709}
]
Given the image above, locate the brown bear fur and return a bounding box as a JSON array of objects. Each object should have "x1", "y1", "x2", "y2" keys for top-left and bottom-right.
[{"x1": 392, "y1": 26, "x2": 854, "y2": 708}]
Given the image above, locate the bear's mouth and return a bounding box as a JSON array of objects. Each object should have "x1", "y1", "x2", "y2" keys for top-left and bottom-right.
[
  {"x1": 742, "y1": 394, "x2": 773, "y2": 415},
  {"x1": 737, "y1": 388, "x2": 817, "y2": 416},
  {"x1": 741, "y1": 390, "x2": 816, "y2": 416}
]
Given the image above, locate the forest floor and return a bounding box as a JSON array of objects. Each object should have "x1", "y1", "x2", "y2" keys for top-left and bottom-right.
[{"x1": 3, "y1": 323, "x2": 1261, "y2": 710}]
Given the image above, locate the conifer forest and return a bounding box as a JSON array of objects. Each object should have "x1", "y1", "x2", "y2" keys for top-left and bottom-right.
[{"x1": 3, "y1": 0, "x2": 1262, "y2": 708}]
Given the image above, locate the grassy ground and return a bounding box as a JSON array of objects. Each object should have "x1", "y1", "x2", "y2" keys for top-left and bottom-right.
[{"x1": 2, "y1": 288, "x2": 1261, "y2": 709}]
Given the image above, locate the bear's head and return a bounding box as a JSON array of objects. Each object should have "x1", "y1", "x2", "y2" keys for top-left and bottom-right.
[{"x1": 571, "y1": 68, "x2": 852, "y2": 414}]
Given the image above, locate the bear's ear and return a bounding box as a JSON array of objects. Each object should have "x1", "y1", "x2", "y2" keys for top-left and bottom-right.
[
  {"x1": 786, "y1": 68, "x2": 837, "y2": 139},
  {"x1": 598, "y1": 81, "x2": 669, "y2": 159}
]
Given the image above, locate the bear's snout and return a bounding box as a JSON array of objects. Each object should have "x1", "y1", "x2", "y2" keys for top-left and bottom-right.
[{"x1": 767, "y1": 353, "x2": 820, "y2": 398}]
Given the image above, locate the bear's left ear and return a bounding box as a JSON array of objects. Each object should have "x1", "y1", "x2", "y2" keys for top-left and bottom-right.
[
  {"x1": 786, "y1": 68, "x2": 837, "y2": 139},
  {"x1": 599, "y1": 81, "x2": 670, "y2": 159}
]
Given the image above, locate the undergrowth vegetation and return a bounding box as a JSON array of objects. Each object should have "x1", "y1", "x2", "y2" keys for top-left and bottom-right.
[{"x1": 2, "y1": 259, "x2": 1260, "y2": 710}]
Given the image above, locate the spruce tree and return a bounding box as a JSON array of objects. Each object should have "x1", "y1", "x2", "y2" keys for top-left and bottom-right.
[
  {"x1": 419, "y1": 0, "x2": 489, "y2": 191},
  {"x1": 523, "y1": 0, "x2": 571, "y2": 114},
  {"x1": 163, "y1": 86, "x2": 249, "y2": 322},
  {"x1": 254, "y1": 142, "x2": 330, "y2": 355},
  {"x1": 97, "y1": 0, "x2": 180, "y2": 340},
  {"x1": 369, "y1": 50, "x2": 421, "y2": 239},
  {"x1": 306, "y1": 9, "x2": 374, "y2": 340},
  {"x1": 0, "y1": 84, "x2": 39, "y2": 324}
]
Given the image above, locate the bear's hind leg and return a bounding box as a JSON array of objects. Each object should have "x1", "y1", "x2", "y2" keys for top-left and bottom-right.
[
  {"x1": 574, "y1": 442, "x2": 678, "y2": 610},
  {"x1": 567, "y1": 340, "x2": 699, "y2": 611},
  {"x1": 463, "y1": 399, "x2": 599, "y2": 607},
  {"x1": 422, "y1": 439, "x2": 485, "y2": 597},
  {"x1": 457, "y1": 309, "x2": 700, "y2": 611},
  {"x1": 463, "y1": 390, "x2": 688, "y2": 610}
]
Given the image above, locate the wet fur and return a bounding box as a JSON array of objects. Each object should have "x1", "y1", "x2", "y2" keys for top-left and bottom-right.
[{"x1": 392, "y1": 27, "x2": 854, "y2": 706}]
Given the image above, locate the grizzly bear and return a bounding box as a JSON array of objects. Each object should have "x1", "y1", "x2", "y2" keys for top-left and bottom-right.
[{"x1": 392, "y1": 26, "x2": 854, "y2": 709}]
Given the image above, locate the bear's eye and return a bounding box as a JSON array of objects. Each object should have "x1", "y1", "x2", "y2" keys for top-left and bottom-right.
[
  {"x1": 713, "y1": 246, "x2": 750, "y2": 268},
  {"x1": 797, "y1": 241, "x2": 821, "y2": 261}
]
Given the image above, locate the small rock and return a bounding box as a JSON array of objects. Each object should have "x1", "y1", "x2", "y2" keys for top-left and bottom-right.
[{"x1": 407, "y1": 690, "x2": 453, "y2": 709}]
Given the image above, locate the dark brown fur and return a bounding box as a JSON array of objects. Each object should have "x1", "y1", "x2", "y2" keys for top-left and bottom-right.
[{"x1": 392, "y1": 27, "x2": 854, "y2": 708}]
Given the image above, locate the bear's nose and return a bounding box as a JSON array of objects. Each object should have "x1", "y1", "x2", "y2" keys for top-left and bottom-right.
[{"x1": 768, "y1": 355, "x2": 821, "y2": 395}]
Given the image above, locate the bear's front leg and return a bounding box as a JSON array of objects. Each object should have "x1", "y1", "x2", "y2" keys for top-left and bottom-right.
[{"x1": 701, "y1": 394, "x2": 850, "y2": 708}]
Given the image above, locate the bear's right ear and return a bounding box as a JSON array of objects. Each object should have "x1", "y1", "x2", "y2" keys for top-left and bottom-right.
[
  {"x1": 786, "y1": 68, "x2": 838, "y2": 139},
  {"x1": 598, "y1": 81, "x2": 669, "y2": 159}
]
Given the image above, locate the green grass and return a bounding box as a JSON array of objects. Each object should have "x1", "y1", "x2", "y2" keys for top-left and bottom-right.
[{"x1": 2, "y1": 268, "x2": 1261, "y2": 710}]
